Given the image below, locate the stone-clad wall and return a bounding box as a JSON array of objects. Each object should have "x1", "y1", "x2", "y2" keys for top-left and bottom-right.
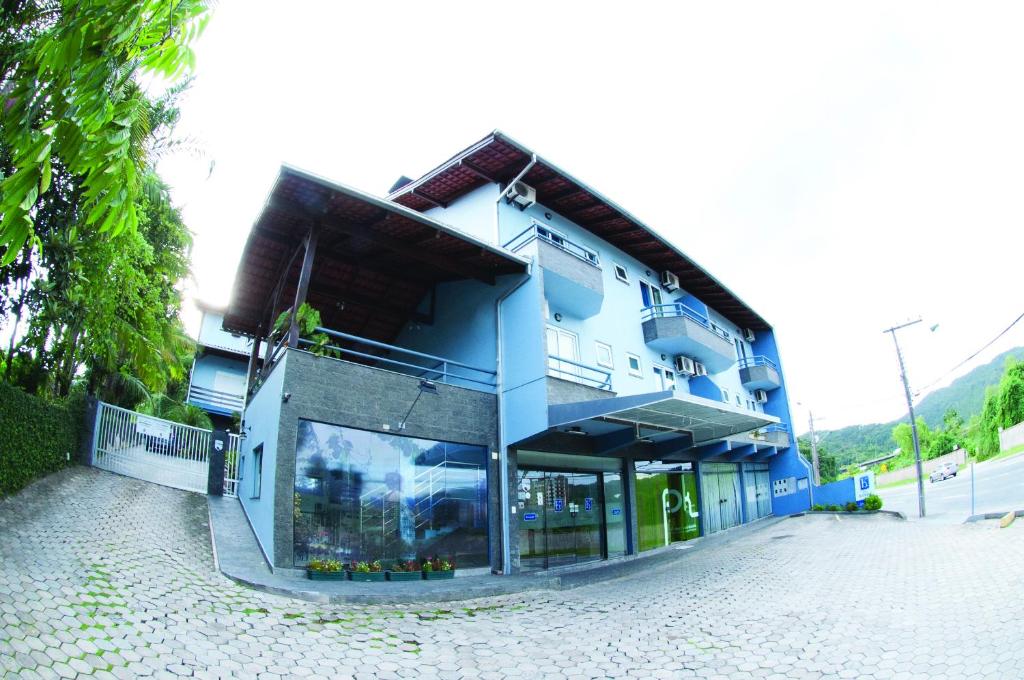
[{"x1": 270, "y1": 349, "x2": 499, "y2": 569}]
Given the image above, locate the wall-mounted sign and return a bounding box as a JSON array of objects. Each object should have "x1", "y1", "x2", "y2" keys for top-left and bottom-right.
[
  {"x1": 554, "y1": 498, "x2": 564, "y2": 512},
  {"x1": 136, "y1": 416, "x2": 171, "y2": 440},
  {"x1": 611, "y1": 508, "x2": 622, "y2": 516},
  {"x1": 584, "y1": 497, "x2": 593, "y2": 511},
  {"x1": 523, "y1": 512, "x2": 538, "y2": 522}
]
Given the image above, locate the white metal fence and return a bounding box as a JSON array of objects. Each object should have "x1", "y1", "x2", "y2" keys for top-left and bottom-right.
[{"x1": 92, "y1": 402, "x2": 240, "y2": 497}]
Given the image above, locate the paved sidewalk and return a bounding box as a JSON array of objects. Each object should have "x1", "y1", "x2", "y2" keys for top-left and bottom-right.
[
  {"x1": 207, "y1": 495, "x2": 785, "y2": 605},
  {"x1": 3, "y1": 466, "x2": 1024, "y2": 679}
]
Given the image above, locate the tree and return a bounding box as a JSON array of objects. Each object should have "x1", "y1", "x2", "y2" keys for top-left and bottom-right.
[
  {"x1": 0, "y1": 0, "x2": 209, "y2": 264},
  {"x1": 797, "y1": 437, "x2": 839, "y2": 484},
  {"x1": 892, "y1": 418, "x2": 934, "y2": 461}
]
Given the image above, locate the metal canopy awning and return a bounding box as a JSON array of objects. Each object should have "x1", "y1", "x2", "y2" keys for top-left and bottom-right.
[{"x1": 548, "y1": 390, "x2": 780, "y2": 446}]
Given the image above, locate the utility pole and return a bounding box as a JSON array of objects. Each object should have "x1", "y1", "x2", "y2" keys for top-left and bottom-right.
[
  {"x1": 884, "y1": 318, "x2": 927, "y2": 518},
  {"x1": 807, "y1": 410, "x2": 821, "y2": 486}
]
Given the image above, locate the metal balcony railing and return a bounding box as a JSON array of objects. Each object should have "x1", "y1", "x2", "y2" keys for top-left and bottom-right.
[
  {"x1": 299, "y1": 327, "x2": 498, "y2": 391},
  {"x1": 640, "y1": 303, "x2": 732, "y2": 341},
  {"x1": 547, "y1": 354, "x2": 613, "y2": 391},
  {"x1": 738, "y1": 355, "x2": 779, "y2": 371},
  {"x1": 187, "y1": 385, "x2": 245, "y2": 413},
  {"x1": 503, "y1": 222, "x2": 600, "y2": 267}
]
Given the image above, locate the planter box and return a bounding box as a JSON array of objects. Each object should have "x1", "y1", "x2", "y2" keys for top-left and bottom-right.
[
  {"x1": 386, "y1": 571, "x2": 422, "y2": 582},
  {"x1": 348, "y1": 571, "x2": 386, "y2": 582},
  {"x1": 423, "y1": 570, "x2": 455, "y2": 580},
  {"x1": 307, "y1": 570, "x2": 346, "y2": 581}
]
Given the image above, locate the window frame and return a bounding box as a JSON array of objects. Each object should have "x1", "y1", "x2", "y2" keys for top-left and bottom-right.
[
  {"x1": 251, "y1": 444, "x2": 263, "y2": 499},
  {"x1": 613, "y1": 263, "x2": 630, "y2": 284},
  {"x1": 595, "y1": 341, "x2": 614, "y2": 369},
  {"x1": 626, "y1": 352, "x2": 643, "y2": 378},
  {"x1": 722, "y1": 388, "x2": 730, "y2": 404}
]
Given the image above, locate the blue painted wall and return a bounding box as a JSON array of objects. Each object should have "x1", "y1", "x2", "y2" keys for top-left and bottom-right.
[
  {"x1": 812, "y1": 478, "x2": 856, "y2": 507},
  {"x1": 498, "y1": 272, "x2": 549, "y2": 445},
  {"x1": 393, "y1": 276, "x2": 508, "y2": 391},
  {"x1": 752, "y1": 329, "x2": 811, "y2": 516},
  {"x1": 238, "y1": 352, "x2": 287, "y2": 565},
  {"x1": 190, "y1": 354, "x2": 247, "y2": 394},
  {"x1": 496, "y1": 200, "x2": 764, "y2": 409},
  {"x1": 424, "y1": 183, "x2": 500, "y2": 246}
]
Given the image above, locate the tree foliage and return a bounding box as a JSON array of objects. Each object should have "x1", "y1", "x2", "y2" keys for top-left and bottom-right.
[
  {"x1": 0, "y1": 0, "x2": 209, "y2": 264},
  {"x1": 1, "y1": 5, "x2": 205, "y2": 411},
  {"x1": 797, "y1": 437, "x2": 839, "y2": 484},
  {"x1": 972, "y1": 358, "x2": 1024, "y2": 458}
]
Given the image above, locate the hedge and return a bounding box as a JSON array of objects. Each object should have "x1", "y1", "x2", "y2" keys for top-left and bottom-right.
[{"x1": 0, "y1": 381, "x2": 85, "y2": 496}]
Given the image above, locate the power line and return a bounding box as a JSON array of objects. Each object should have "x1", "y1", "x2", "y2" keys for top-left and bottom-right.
[{"x1": 914, "y1": 310, "x2": 1024, "y2": 395}]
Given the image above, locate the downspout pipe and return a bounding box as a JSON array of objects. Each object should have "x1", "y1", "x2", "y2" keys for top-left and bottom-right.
[{"x1": 495, "y1": 264, "x2": 532, "y2": 575}]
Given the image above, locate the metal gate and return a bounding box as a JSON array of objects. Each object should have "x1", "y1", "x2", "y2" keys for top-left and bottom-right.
[{"x1": 92, "y1": 402, "x2": 241, "y2": 497}]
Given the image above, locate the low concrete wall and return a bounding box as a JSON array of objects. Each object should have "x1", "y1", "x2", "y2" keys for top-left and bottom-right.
[
  {"x1": 876, "y1": 448, "x2": 966, "y2": 486},
  {"x1": 998, "y1": 421, "x2": 1024, "y2": 452}
]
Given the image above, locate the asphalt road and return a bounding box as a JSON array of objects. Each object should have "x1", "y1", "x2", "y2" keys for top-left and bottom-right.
[{"x1": 879, "y1": 452, "x2": 1024, "y2": 523}]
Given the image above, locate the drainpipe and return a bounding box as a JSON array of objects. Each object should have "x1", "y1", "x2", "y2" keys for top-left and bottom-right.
[
  {"x1": 495, "y1": 262, "x2": 533, "y2": 575},
  {"x1": 493, "y1": 154, "x2": 537, "y2": 244}
]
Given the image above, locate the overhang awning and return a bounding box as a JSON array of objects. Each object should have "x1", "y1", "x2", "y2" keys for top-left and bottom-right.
[
  {"x1": 548, "y1": 390, "x2": 780, "y2": 445},
  {"x1": 224, "y1": 165, "x2": 529, "y2": 340}
]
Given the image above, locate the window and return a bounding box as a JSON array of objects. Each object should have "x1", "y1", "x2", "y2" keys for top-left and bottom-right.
[
  {"x1": 735, "y1": 394, "x2": 742, "y2": 407},
  {"x1": 653, "y1": 366, "x2": 676, "y2": 391},
  {"x1": 251, "y1": 445, "x2": 263, "y2": 499},
  {"x1": 292, "y1": 421, "x2": 489, "y2": 568},
  {"x1": 536, "y1": 224, "x2": 566, "y2": 247},
  {"x1": 626, "y1": 353, "x2": 643, "y2": 377},
  {"x1": 722, "y1": 389, "x2": 730, "y2": 403},
  {"x1": 595, "y1": 341, "x2": 614, "y2": 369},
  {"x1": 613, "y1": 263, "x2": 629, "y2": 284}
]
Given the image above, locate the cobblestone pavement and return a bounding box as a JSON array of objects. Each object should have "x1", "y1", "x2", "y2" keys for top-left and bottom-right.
[{"x1": 3, "y1": 467, "x2": 1024, "y2": 680}]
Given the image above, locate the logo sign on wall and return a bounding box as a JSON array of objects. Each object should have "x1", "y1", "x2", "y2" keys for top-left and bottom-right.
[
  {"x1": 136, "y1": 416, "x2": 171, "y2": 440},
  {"x1": 854, "y1": 471, "x2": 876, "y2": 501}
]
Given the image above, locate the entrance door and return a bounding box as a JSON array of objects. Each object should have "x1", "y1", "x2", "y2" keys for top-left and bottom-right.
[
  {"x1": 700, "y1": 463, "x2": 742, "y2": 535},
  {"x1": 640, "y1": 281, "x2": 663, "y2": 313},
  {"x1": 755, "y1": 470, "x2": 772, "y2": 518},
  {"x1": 546, "y1": 326, "x2": 582, "y2": 383},
  {"x1": 516, "y1": 470, "x2": 606, "y2": 571}
]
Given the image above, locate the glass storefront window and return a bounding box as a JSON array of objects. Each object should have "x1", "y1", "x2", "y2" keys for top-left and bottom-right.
[
  {"x1": 634, "y1": 461, "x2": 700, "y2": 551},
  {"x1": 292, "y1": 420, "x2": 488, "y2": 568}
]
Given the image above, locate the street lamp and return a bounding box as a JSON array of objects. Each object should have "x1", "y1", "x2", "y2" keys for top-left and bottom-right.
[{"x1": 883, "y1": 319, "x2": 936, "y2": 518}]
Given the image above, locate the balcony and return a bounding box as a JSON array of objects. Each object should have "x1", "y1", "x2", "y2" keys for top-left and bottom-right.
[
  {"x1": 187, "y1": 385, "x2": 246, "y2": 416},
  {"x1": 505, "y1": 223, "x2": 604, "y2": 319},
  {"x1": 755, "y1": 423, "x2": 791, "y2": 448},
  {"x1": 738, "y1": 356, "x2": 782, "y2": 391},
  {"x1": 546, "y1": 354, "x2": 614, "y2": 405},
  {"x1": 640, "y1": 303, "x2": 735, "y2": 372}
]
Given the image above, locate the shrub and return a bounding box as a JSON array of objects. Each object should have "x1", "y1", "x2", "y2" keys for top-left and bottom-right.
[
  {"x1": 390, "y1": 560, "x2": 419, "y2": 573},
  {"x1": 826, "y1": 504, "x2": 841, "y2": 511},
  {"x1": 863, "y1": 494, "x2": 883, "y2": 511},
  {"x1": 811, "y1": 504, "x2": 825, "y2": 511},
  {"x1": 0, "y1": 382, "x2": 85, "y2": 496},
  {"x1": 307, "y1": 558, "x2": 343, "y2": 573},
  {"x1": 844, "y1": 502, "x2": 859, "y2": 512}
]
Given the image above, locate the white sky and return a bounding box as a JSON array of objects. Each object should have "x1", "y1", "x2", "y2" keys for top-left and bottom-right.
[{"x1": 158, "y1": 1, "x2": 1024, "y2": 432}]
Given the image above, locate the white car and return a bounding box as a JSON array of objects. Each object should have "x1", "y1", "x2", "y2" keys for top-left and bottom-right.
[{"x1": 929, "y1": 462, "x2": 958, "y2": 483}]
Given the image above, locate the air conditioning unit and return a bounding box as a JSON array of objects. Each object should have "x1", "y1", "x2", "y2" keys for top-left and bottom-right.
[
  {"x1": 755, "y1": 389, "x2": 768, "y2": 403},
  {"x1": 694, "y1": 361, "x2": 708, "y2": 377},
  {"x1": 743, "y1": 328, "x2": 756, "y2": 342},
  {"x1": 506, "y1": 181, "x2": 536, "y2": 210},
  {"x1": 660, "y1": 270, "x2": 680, "y2": 292},
  {"x1": 674, "y1": 356, "x2": 696, "y2": 375}
]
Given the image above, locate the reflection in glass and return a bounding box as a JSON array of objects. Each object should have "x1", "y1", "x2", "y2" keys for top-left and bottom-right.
[
  {"x1": 635, "y1": 463, "x2": 700, "y2": 551},
  {"x1": 292, "y1": 420, "x2": 488, "y2": 567}
]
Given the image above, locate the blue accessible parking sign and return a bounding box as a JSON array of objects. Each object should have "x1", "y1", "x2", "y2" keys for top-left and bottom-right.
[
  {"x1": 554, "y1": 498, "x2": 564, "y2": 512},
  {"x1": 584, "y1": 497, "x2": 593, "y2": 511}
]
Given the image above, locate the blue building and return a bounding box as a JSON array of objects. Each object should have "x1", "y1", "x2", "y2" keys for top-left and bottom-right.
[
  {"x1": 224, "y1": 131, "x2": 813, "y2": 575},
  {"x1": 186, "y1": 302, "x2": 250, "y2": 426}
]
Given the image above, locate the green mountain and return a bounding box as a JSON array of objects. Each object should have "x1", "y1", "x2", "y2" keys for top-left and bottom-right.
[{"x1": 812, "y1": 346, "x2": 1024, "y2": 466}]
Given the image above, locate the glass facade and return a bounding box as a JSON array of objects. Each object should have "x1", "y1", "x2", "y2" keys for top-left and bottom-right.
[
  {"x1": 634, "y1": 461, "x2": 700, "y2": 552},
  {"x1": 292, "y1": 420, "x2": 488, "y2": 568}
]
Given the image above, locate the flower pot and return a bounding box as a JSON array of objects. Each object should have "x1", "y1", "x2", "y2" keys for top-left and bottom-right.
[
  {"x1": 348, "y1": 571, "x2": 386, "y2": 582},
  {"x1": 422, "y1": 570, "x2": 455, "y2": 580},
  {"x1": 307, "y1": 570, "x2": 345, "y2": 581},
  {"x1": 386, "y1": 571, "x2": 422, "y2": 582}
]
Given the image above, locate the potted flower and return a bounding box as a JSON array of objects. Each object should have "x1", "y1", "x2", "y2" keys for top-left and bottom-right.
[
  {"x1": 306, "y1": 558, "x2": 345, "y2": 581},
  {"x1": 422, "y1": 556, "x2": 455, "y2": 580},
  {"x1": 348, "y1": 560, "x2": 386, "y2": 582},
  {"x1": 387, "y1": 559, "x2": 422, "y2": 582}
]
